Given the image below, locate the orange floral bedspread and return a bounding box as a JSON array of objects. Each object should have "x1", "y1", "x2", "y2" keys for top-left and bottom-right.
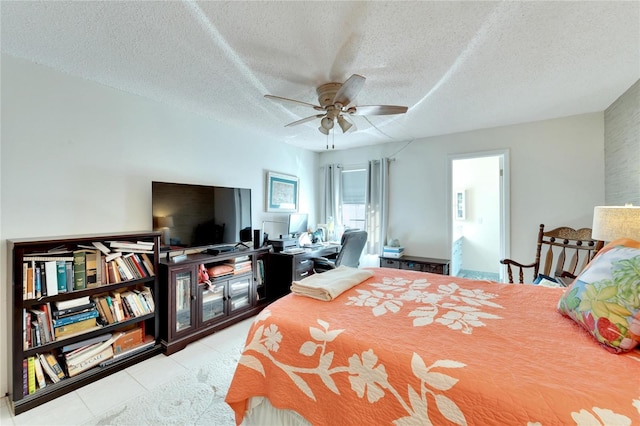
[{"x1": 226, "y1": 268, "x2": 640, "y2": 425}]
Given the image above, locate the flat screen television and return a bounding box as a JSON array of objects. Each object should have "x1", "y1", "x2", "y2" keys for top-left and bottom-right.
[{"x1": 152, "y1": 181, "x2": 252, "y2": 249}]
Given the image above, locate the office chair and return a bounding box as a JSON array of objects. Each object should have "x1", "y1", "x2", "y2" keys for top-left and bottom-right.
[{"x1": 313, "y1": 230, "x2": 368, "y2": 273}]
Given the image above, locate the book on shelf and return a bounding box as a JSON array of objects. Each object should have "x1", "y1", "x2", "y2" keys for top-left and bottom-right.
[
  {"x1": 106, "y1": 261, "x2": 119, "y2": 284},
  {"x1": 55, "y1": 260, "x2": 68, "y2": 293},
  {"x1": 27, "y1": 356, "x2": 36, "y2": 395},
  {"x1": 91, "y1": 241, "x2": 111, "y2": 255},
  {"x1": 73, "y1": 250, "x2": 87, "y2": 290},
  {"x1": 54, "y1": 296, "x2": 91, "y2": 311},
  {"x1": 65, "y1": 261, "x2": 74, "y2": 292},
  {"x1": 256, "y1": 259, "x2": 265, "y2": 286},
  {"x1": 22, "y1": 359, "x2": 28, "y2": 396},
  {"x1": 44, "y1": 260, "x2": 59, "y2": 297},
  {"x1": 140, "y1": 253, "x2": 155, "y2": 276},
  {"x1": 227, "y1": 255, "x2": 250, "y2": 263},
  {"x1": 61, "y1": 332, "x2": 113, "y2": 354},
  {"x1": 107, "y1": 240, "x2": 155, "y2": 252},
  {"x1": 52, "y1": 308, "x2": 99, "y2": 327},
  {"x1": 68, "y1": 346, "x2": 114, "y2": 377},
  {"x1": 24, "y1": 263, "x2": 33, "y2": 300},
  {"x1": 33, "y1": 356, "x2": 46, "y2": 390},
  {"x1": 93, "y1": 296, "x2": 115, "y2": 325},
  {"x1": 112, "y1": 326, "x2": 144, "y2": 355},
  {"x1": 105, "y1": 251, "x2": 122, "y2": 263},
  {"x1": 37, "y1": 264, "x2": 47, "y2": 297},
  {"x1": 85, "y1": 250, "x2": 101, "y2": 288},
  {"x1": 23, "y1": 310, "x2": 30, "y2": 349},
  {"x1": 100, "y1": 334, "x2": 155, "y2": 367},
  {"x1": 36, "y1": 353, "x2": 62, "y2": 384},
  {"x1": 53, "y1": 301, "x2": 97, "y2": 318},
  {"x1": 54, "y1": 317, "x2": 98, "y2": 338}
]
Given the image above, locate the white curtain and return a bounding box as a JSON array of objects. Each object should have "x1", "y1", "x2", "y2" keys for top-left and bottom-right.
[
  {"x1": 365, "y1": 158, "x2": 390, "y2": 255},
  {"x1": 320, "y1": 164, "x2": 341, "y2": 227}
]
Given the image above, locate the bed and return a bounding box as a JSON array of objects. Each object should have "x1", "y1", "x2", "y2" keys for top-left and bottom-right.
[{"x1": 226, "y1": 245, "x2": 640, "y2": 425}]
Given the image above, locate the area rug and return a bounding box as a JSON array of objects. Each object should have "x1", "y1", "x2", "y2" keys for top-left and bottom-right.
[{"x1": 88, "y1": 345, "x2": 242, "y2": 426}]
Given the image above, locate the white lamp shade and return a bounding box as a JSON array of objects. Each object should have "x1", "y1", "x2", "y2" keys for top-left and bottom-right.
[{"x1": 592, "y1": 205, "x2": 640, "y2": 241}]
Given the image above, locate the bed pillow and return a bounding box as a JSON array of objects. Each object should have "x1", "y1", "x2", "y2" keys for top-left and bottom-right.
[{"x1": 557, "y1": 238, "x2": 640, "y2": 353}]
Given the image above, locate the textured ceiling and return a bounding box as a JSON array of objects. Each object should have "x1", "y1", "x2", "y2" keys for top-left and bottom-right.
[{"x1": 2, "y1": 1, "x2": 639, "y2": 152}]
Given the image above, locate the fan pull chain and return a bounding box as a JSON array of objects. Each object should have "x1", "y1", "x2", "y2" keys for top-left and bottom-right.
[{"x1": 332, "y1": 127, "x2": 335, "y2": 150}]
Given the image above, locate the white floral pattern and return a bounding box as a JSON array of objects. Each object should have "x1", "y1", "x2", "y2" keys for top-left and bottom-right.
[
  {"x1": 346, "y1": 276, "x2": 503, "y2": 333},
  {"x1": 239, "y1": 310, "x2": 469, "y2": 425}
]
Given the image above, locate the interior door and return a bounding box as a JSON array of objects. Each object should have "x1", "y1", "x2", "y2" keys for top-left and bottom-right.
[{"x1": 448, "y1": 150, "x2": 510, "y2": 282}]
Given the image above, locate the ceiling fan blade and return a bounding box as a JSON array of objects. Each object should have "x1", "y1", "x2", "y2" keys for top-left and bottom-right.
[
  {"x1": 285, "y1": 114, "x2": 325, "y2": 127},
  {"x1": 350, "y1": 105, "x2": 408, "y2": 116},
  {"x1": 333, "y1": 74, "x2": 366, "y2": 107},
  {"x1": 265, "y1": 94, "x2": 324, "y2": 111}
]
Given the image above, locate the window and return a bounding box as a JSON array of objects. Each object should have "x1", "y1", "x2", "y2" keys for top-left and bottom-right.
[{"x1": 340, "y1": 167, "x2": 367, "y2": 231}]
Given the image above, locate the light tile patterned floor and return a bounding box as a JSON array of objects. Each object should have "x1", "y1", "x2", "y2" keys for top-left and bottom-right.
[
  {"x1": 457, "y1": 269, "x2": 500, "y2": 281},
  {"x1": 1, "y1": 318, "x2": 254, "y2": 426}
]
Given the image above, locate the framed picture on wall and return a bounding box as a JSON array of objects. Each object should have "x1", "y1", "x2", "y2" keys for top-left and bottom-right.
[
  {"x1": 455, "y1": 189, "x2": 466, "y2": 220},
  {"x1": 266, "y1": 171, "x2": 299, "y2": 212}
]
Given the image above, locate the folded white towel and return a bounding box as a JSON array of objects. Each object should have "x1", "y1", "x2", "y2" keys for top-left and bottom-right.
[{"x1": 290, "y1": 266, "x2": 374, "y2": 301}]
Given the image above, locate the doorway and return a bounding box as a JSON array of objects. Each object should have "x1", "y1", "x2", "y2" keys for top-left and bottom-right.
[{"x1": 448, "y1": 150, "x2": 509, "y2": 282}]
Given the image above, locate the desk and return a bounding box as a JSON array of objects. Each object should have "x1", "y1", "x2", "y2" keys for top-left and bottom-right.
[
  {"x1": 267, "y1": 245, "x2": 340, "y2": 299},
  {"x1": 379, "y1": 255, "x2": 450, "y2": 275}
]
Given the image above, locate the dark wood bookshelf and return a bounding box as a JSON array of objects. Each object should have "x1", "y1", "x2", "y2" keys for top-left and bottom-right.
[{"x1": 9, "y1": 231, "x2": 162, "y2": 415}]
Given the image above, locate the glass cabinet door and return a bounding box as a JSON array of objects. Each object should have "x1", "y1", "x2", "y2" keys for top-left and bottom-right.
[
  {"x1": 200, "y1": 281, "x2": 225, "y2": 323},
  {"x1": 173, "y1": 269, "x2": 194, "y2": 334},
  {"x1": 228, "y1": 275, "x2": 252, "y2": 314}
]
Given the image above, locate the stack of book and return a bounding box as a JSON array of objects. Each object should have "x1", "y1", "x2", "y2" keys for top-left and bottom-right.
[
  {"x1": 225, "y1": 255, "x2": 252, "y2": 275},
  {"x1": 52, "y1": 297, "x2": 100, "y2": 339},
  {"x1": 383, "y1": 246, "x2": 405, "y2": 258},
  {"x1": 63, "y1": 334, "x2": 121, "y2": 377},
  {"x1": 91, "y1": 286, "x2": 155, "y2": 325},
  {"x1": 21, "y1": 240, "x2": 155, "y2": 300}
]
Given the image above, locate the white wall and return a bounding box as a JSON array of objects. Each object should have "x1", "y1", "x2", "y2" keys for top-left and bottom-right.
[
  {"x1": 320, "y1": 112, "x2": 606, "y2": 270},
  {"x1": 0, "y1": 55, "x2": 318, "y2": 396}
]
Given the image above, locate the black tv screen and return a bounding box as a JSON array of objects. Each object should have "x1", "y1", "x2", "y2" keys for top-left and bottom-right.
[{"x1": 152, "y1": 181, "x2": 252, "y2": 249}]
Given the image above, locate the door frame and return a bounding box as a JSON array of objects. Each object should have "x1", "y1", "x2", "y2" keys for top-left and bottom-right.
[{"x1": 447, "y1": 149, "x2": 510, "y2": 282}]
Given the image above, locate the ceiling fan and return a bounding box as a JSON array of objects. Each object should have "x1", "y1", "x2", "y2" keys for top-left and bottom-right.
[{"x1": 265, "y1": 74, "x2": 408, "y2": 137}]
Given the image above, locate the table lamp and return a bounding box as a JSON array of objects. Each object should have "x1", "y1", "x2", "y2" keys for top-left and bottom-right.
[
  {"x1": 157, "y1": 215, "x2": 174, "y2": 245},
  {"x1": 592, "y1": 204, "x2": 640, "y2": 242}
]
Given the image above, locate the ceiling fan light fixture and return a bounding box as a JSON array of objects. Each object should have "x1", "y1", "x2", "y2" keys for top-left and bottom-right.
[
  {"x1": 320, "y1": 116, "x2": 334, "y2": 130},
  {"x1": 337, "y1": 115, "x2": 352, "y2": 133},
  {"x1": 318, "y1": 126, "x2": 329, "y2": 135}
]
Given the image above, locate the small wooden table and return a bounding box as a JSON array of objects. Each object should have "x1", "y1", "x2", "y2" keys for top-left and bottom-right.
[{"x1": 379, "y1": 255, "x2": 450, "y2": 275}]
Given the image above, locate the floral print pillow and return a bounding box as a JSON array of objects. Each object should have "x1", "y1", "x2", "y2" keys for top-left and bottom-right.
[{"x1": 557, "y1": 238, "x2": 640, "y2": 353}]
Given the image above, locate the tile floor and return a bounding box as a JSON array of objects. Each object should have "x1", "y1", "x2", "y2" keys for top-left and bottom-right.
[{"x1": 1, "y1": 317, "x2": 254, "y2": 426}]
